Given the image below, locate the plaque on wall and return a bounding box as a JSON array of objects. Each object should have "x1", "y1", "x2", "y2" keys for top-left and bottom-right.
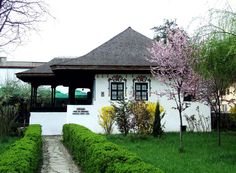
[{"x1": 72, "y1": 107, "x2": 90, "y2": 115}]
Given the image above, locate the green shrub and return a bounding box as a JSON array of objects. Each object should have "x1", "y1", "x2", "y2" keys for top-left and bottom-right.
[
  {"x1": 0, "y1": 124, "x2": 42, "y2": 173},
  {"x1": 112, "y1": 99, "x2": 132, "y2": 136},
  {"x1": 129, "y1": 101, "x2": 165, "y2": 136},
  {"x1": 107, "y1": 161, "x2": 164, "y2": 173},
  {"x1": 63, "y1": 124, "x2": 163, "y2": 173},
  {"x1": 0, "y1": 105, "x2": 18, "y2": 137},
  {"x1": 153, "y1": 102, "x2": 165, "y2": 137}
]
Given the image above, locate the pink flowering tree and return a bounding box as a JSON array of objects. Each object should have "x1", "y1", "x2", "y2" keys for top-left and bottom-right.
[{"x1": 148, "y1": 28, "x2": 199, "y2": 151}]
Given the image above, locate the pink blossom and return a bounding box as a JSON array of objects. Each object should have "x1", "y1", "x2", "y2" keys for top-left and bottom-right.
[{"x1": 148, "y1": 28, "x2": 199, "y2": 111}]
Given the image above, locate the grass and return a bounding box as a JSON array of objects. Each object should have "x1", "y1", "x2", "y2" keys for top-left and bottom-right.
[
  {"x1": 105, "y1": 132, "x2": 236, "y2": 173},
  {"x1": 0, "y1": 137, "x2": 18, "y2": 155}
]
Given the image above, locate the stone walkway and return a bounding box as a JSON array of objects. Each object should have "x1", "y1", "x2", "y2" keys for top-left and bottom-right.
[{"x1": 40, "y1": 136, "x2": 81, "y2": 173}]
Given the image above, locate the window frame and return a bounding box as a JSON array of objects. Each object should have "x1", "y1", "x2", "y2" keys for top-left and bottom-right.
[
  {"x1": 110, "y1": 82, "x2": 124, "y2": 100},
  {"x1": 183, "y1": 92, "x2": 195, "y2": 102},
  {"x1": 135, "y1": 82, "x2": 148, "y2": 101}
]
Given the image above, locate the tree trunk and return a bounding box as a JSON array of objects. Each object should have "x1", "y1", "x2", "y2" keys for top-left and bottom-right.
[
  {"x1": 177, "y1": 90, "x2": 184, "y2": 152},
  {"x1": 179, "y1": 109, "x2": 184, "y2": 152},
  {"x1": 217, "y1": 96, "x2": 221, "y2": 146}
]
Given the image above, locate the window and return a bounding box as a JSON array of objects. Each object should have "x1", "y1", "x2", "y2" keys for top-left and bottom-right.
[
  {"x1": 111, "y1": 82, "x2": 124, "y2": 100},
  {"x1": 75, "y1": 88, "x2": 92, "y2": 105},
  {"x1": 55, "y1": 85, "x2": 69, "y2": 107},
  {"x1": 183, "y1": 92, "x2": 195, "y2": 102},
  {"x1": 135, "y1": 83, "x2": 148, "y2": 101}
]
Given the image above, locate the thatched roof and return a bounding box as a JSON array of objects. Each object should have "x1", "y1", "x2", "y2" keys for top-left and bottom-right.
[
  {"x1": 17, "y1": 27, "x2": 153, "y2": 82},
  {"x1": 51, "y1": 27, "x2": 152, "y2": 71}
]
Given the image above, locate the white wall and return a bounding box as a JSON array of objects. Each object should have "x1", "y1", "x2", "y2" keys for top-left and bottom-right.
[
  {"x1": 30, "y1": 73, "x2": 211, "y2": 135},
  {"x1": 0, "y1": 68, "x2": 28, "y2": 84},
  {"x1": 67, "y1": 105, "x2": 104, "y2": 133},
  {"x1": 30, "y1": 112, "x2": 66, "y2": 135},
  {"x1": 93, "y1": 74, "x2": 211, "y2": 132}
]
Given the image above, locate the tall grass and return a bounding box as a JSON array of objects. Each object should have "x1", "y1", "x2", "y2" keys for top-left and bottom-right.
[{"x1": 106, "y1": 132, "x2": 236, "y2": 173}]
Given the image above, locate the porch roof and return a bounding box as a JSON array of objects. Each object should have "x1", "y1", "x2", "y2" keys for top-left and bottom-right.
[{"x1": 16, "y1": 58, "x2": 73, "y2": 82}]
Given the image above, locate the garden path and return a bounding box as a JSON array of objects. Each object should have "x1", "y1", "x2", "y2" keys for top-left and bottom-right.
[{"x1": 40, "y1": 136, "x2": 81, "y2": 173}]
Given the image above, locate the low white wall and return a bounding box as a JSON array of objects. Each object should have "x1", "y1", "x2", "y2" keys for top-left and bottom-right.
[
  {"x1": 30, "y1": 103, "x2": 211, "y2": 135},
  {"x1": 30, "y1": 112, "x2": 66, "y2": 135},
  {"x1": 67, "y1": 105, "x2": 104, "y2": 133}
]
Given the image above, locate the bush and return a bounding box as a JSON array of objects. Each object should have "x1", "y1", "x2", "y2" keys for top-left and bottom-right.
[
  {"x1": 63, "y1": 124, "x2": 163, "y2": 173},
  {"x1": 146, "y1": 102, "x2": 165, "y2": 121},
  {"x1": 0, "y1": 124, "x2": 42, "y2": 173},
  {"x1": 229, "y1": 104, "x2": 236, "y2": 124},
  {"x1": 0, "y1": 105, "x2": 18, "y2": 137},
  {"x1": 130, "y1": 101, "x2": 152, "y2": 135},
  {"x1": 130, "y1": 101, "x2": 165, "y2": 136},
  {"x1": 98, "y1": 106, "x2": 116, "y2": 134},
  {"x1": 112, "y1": 99, "x2": 132, "y2": 136},
  {"x1": 230, "y1": 105, "x2": 236, "y2": 113}
]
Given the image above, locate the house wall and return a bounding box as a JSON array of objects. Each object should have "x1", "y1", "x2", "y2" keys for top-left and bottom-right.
[
  {"x1": 221, "y1": 86, "x2": 236, "y2": 112},
  {"x1": 0, "y1": 68, "x2": 29, "y2": 84},
  {"x1": 92, "y1": 74, "x2": 211, "y2": 132},
  {"x1": 30, "y1": 73, "x2": 211, "y2": 135}
]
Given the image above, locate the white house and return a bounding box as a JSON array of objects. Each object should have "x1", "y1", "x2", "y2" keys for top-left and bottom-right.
[
  {"x1": 0, "y1": 57, "x2": 44, "y2": 84},
  {"x1": 17, "y1": 27, "x2": 211, "y2": 135}
]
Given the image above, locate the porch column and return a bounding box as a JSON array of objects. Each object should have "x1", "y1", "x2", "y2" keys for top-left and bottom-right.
[
  {"x1": 68, "y1": 86, "x2": 75, "y2": 104},
  {"x1": 30, "y1": 84, "x2": 38, "y2": 108},
  {"x1": 51, "y1": 85, "x2": 56, "y2": 107}
]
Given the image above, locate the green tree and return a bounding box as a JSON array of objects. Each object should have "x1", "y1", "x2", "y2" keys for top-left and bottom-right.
[
  {"x1": 152, "y1": 19, "x2": 178, "y2": 43},
  {"x1": 37, "y1": 86, "x2": 51, "y2": 106},
  {"x1": 0, "y1": 80, "x2": 31, "y2": 137},
  {"x1": 196, "y1": 34, "x2": 236, "y2": 146},
  {"x1": 195, "y1": 7, "x2": 236, "y2": 146},
  {"x1": 0, "y1": 80, "x2": 31, "y2": 104},
  {"x1": 152, "y1": 102, "x2": 165, "y2": 138}
]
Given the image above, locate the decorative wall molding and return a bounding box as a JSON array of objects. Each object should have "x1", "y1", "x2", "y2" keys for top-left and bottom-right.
[
  {"x1": 132, "y1": 75, "x2": 152, "y2": 96},
  {"x1": 108, "y1": 75, "x2": 127, "y2": 96}
]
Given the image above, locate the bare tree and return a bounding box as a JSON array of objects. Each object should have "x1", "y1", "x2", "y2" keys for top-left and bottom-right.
[{"x1": 0, "y1": 0, "x2": 49, "y2": 51}]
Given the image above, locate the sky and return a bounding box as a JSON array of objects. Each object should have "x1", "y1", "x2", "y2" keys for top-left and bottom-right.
[{"x1": 2, "y1": 0, "x2": 236, "y2": 62}]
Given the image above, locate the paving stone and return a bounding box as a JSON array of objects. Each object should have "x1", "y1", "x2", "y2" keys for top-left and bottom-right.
[{"x1": 40, "y1": 136, "x2": 81, "y2": 173}]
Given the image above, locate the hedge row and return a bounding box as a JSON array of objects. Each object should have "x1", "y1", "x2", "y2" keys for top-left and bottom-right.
[
  {"x1": 63, "y1": 124, "x2": 164, "y2": 173},
  {"x1": 0, "y1": 125, "x2": 42, "y2": 173}
]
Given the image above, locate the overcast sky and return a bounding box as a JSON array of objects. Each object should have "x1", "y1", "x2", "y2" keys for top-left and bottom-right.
[{"x1": 3, "y1": 0, "x2": 236, "y2": 62}]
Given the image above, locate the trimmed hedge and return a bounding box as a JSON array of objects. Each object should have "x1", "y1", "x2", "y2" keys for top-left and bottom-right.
[
  {"x1": 0, "y1": 125, "x2": 42, "y2": 173},
  {"x1": 63, "y1": 124, "x2": 164, "y2": 173}
]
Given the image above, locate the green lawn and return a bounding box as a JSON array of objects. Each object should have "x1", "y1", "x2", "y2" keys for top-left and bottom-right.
[
  {"x1": 0, "y1": 137, "x2": 18, "y2": 155},
  {"x1": 106, "y1": 132, "x2": 236, "y2": 173}
]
